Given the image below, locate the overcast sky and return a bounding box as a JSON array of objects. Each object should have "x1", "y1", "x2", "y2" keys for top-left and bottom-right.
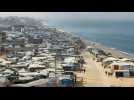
[
  {"x1": 0, "y1": 12, "x2": 134, "y2": 21},
  {"x1": 1, "y1": 12, "x2": 134, "y2": 33},
  {"x1": 1, "y1": 12, "x2": 134, "y2": 28}
]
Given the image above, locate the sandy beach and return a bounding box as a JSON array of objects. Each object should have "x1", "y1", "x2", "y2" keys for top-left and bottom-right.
[
  {"x1": 93, "y1": 43, "x2": 134, "y2": 60},
  {"x1": 80, "y1": 36, "x2": 134, "y2": 60},
  {"x1": 82, "y1": 50, "x2": 134, "y2": 87}
]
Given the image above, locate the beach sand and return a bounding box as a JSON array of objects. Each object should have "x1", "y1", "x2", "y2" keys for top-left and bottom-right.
[
  {"x1": 80, "y1": 36, "x2": 134, "y2": 60},
  {"x1": 93, "y1": 43, "x2": 134, "y2": 60},
  {"x1": 82, "y1": 50, "x2": 134, "y2": 87}
]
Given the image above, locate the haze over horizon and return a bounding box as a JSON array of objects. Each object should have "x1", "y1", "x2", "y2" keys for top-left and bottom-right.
[
  {"x1": 1, "y1": 12, "x2": 134, "y2": 33},
  {"x1": 1, "y1": 12, "x2": 134, "y2": 55},
  {"x1": 1, "y1": 12, "x2": 134, "y2": 22}
]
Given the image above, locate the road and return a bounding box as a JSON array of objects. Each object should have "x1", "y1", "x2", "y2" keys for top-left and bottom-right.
[
  {"x1": 82, "y1": 51, "x2": 134, "y2": 87},
  {"x1": 82, "y1": 51, "x2": 111, "y2": 87}
]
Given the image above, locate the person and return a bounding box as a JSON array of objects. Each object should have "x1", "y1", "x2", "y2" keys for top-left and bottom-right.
[
  {"x1": 80, "y1": 57, "x2": 85, "y2": 66},
  {"x1": 83, "y1": 68, "x2": 86, "y2": 73}
]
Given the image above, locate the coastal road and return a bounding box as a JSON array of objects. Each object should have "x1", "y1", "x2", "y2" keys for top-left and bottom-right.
[
  {"x1": 82, "y1": 51, "x2": 131, "y2": 87},
  {"x1": 82, "y1": 51, "x2": 111, "y2": 87}
]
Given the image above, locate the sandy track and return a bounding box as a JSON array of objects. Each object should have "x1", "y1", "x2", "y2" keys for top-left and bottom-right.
[
  {"x1": 82, "y1": 51, "x2": 134, "y2": 87},
  {"x1": 82, "y1": 51, "x2": 110, "y2": 87}
]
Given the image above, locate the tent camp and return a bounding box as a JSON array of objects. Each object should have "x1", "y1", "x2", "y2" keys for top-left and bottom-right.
[
  {"x1": 103, "y1": 57, "x2": 118, "y2": 63},
  {"x1": 109, "y1": 61, "x2": 134, "y2": 71}
]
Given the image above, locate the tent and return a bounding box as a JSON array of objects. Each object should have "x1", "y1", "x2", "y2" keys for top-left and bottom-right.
[
  {"x1": 103, "y1": 57, "x2": 118, "y2": 63},
  {"x1": 109, "y1": 61, "x2": 134, "y2": 70}
]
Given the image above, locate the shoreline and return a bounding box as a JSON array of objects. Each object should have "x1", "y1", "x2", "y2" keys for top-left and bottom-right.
[
  {"x1": 74, "y1": 33, "x2": 134, "y2": 60},
  {"x1": 53, "y1": 27, "x2": 134, "y2": 60}
]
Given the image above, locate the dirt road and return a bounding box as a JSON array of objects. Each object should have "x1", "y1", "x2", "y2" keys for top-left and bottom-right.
[
  {"x1": 82, "y1": 51, "x2": 134, "y2": 87},
  {"x1": 82, "y1": 51, "x2": 111, "y2": 87}
]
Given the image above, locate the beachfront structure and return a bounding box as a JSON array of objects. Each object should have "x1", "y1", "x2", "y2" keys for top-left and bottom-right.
[
  {"x1": 104, "y1": 61, "x2": 134, "y2": 77},
  {"x1": 119, "y1": 58, "x2": 134, "y2": 62},
  {"x1": 96, "y1": 55, "x2": 107, "y2": 62},
  {"x1": 113, "y1": 70, "x2": 130, "y2": 77},
  {"x1": 102, "y1": 57, "x2": 118, "y2": 63},
  {"x1": 102, "y1": 57, "x2": 119, "y2": 68},
  {"x1": 109, "y1": 61, "x2": 134, "y2": 71},
  {"x1": 88, "y1": 47, "x2": 108, "y2": 60}
]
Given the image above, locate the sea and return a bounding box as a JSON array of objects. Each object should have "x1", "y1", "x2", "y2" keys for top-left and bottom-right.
[{"x1": 48, "y1": 20, "x2": 134, "y2": 55}]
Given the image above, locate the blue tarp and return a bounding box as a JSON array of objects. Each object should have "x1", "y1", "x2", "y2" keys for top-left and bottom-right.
[{"x1": 60, "y1": 79, "x2": 73, "y2": 87}]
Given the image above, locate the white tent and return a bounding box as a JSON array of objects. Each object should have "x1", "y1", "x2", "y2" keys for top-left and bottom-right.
[
  {"x1": 3, "y1": 69, "x2": 14, "y2": 74},
  {"x1": 119, "y1": 58, "x2": 132, "y2": 62},
  {"x1": 103, "y1": 57, "x2": 118, "y2": 63},
  {"x1": 18, "y1": 68, "x2": 27, "y2": 73},
  {"x1": 64, "y1": 57, "x2": 76, "y2": 63},
  {"x1": 110, "y1": 61, "x2": 134, "y2": 66},
  {"x1": 28, "y1": 63, "x2": 46, "y2": 69},
  {"x1": 110, "y1": 61, "x2": 134, "y2": 70}
]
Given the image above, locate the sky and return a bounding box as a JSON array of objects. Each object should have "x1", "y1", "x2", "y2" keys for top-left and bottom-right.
[
  {"x1": 45, "y1": 12, "x2": 134, "y2": 21},
  {"x1": 1, "y1": 12, "x2": 134, "y2": 29},
  {"x1": 1, "y1": 12, "x2": 134, "y2": 21}
]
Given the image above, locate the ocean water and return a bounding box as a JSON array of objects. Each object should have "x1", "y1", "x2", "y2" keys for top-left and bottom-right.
[{"x1": 48, "y1": 20, "x2": 134, "y2": 54}]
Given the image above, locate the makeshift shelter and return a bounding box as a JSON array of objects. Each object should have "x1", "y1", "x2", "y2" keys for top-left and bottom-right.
[
  {"x1": 120, "y1": 58, "x2": 132, "y2": 62},
  {"x1": 113, "y1": 70, "x2": 130, "y2": 77},
  {"x1": 10, "y1": 63, "x2": 29, "y2": 69},
  {"x1": 64, "y1": 57, "x2": 77, "y2": 63},
  {"x1": 0, "y1": 60, "x2": 11, "y2": 67},
  {"x1": 62, "y1": 63, "x2": 80, "y2": 71},
  {"x1": 58, "y1": 75, "x2": 74, "y2": 87},
  {"x1": 18, "y1": 68, "x2": 27, "y2": 73},
  {"x1": 20, "y1": 79, "x2": 48, "y2": 87},
  {"x1": 47, "y1": 78, "x2": 58, "y2": 87},
  {"x1": 28, "y1": 63, "x2": 46, "y2": 72},
  {"x1": 32, "y1": 57, "x2": 47, "y2": 62},
  {"x1": 103, "y1": 57, "x2": 118, "y2": 63},
  {"x1": 109, "y1": 61, "x2": 134, "y2": 71},
  {"x1": 105, "y1": 61, "x2": 134, "y2": 77},
  {"x1": 102, "y1": 57, "x2": 119, "y2": 68},
  {"x1": 15, "y1": 76, "x2": 35, "y2": 84},
  {"x1": 96, "y1": 55, "x2": 107, "y2": 62},
  {"x1": 6, "y1": 57, "x2": 18, "y2": 64}
]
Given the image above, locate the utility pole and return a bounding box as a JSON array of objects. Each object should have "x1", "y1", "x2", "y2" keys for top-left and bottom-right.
[
  {"x1": 54, "y1": 50, "x2": 57, "y2": 78},
  {"x1": 55, "y1": 54, "x2": 56, "y2": 73}
]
